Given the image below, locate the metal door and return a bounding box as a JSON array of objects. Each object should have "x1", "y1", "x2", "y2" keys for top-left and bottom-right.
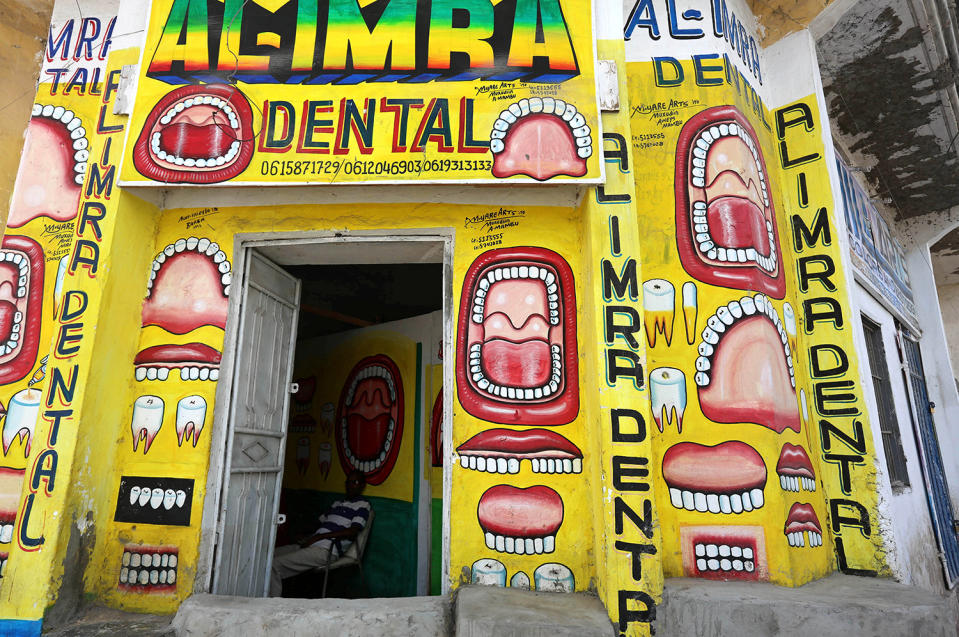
[
  {"x1": 213, "y1": 251, "x2": 301, "y2": 596},
  {"x1": 900, "y1": 334, "x2": 959, "y2": 587}
]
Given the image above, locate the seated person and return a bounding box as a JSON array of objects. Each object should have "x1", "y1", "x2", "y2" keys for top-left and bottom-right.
[{"x1": 270, "y1": 470, "x2": 371, "y2": 597}]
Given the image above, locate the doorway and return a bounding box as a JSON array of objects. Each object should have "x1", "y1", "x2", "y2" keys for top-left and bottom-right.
[{"x1": 204, "y1": 234, "x2": 452, "y2": 599}]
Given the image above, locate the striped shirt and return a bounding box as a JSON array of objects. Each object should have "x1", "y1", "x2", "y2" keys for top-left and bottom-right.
[{"x1": 309, "y1": 497, "x2": 371, "y2": 557}]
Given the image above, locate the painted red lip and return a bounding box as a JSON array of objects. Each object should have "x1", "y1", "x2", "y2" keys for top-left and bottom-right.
[
  {"x1": 134, "y1": 343, "x2": 222, "y2": 366},
  {"x1": 776, "y1": 443, "x2": 817, "y2": 492},
  {"x1": 457, "y1": 428, "x2": 583, "y2": 475},
  {"x1": 0, "y1": 236, "x2": 44, "y2": 385},
  {"x1": 477, "y1": 485, "x2": 563, "y2": 554},
  {"x1": 784, "y1": 502, "x2": 822, "y2": 534},
  {"x1": 675, "y1": 105, "x2": 785, "y2": 299},
  {"x1": 430, "y1": 391, "x2": 443, "y2": 468},
  {"x1": 680, "y1": 525, "x2": 767, "y2": 581},
  {"x1": 663, "y1": 441, "x2": 766, "y2": 504},
  {"x1": 456, "y1": 247, "x2": 579, "y2": 425},
  {"x1": 491, "y1": 104, "x2": 590, "y2": 180},
  {"x1": 290, "y1": 413, "x2": 316, "y2": 433},
  {"x1": 133, "y1": 84, "x2": 254, "y2": 184},
  {"x1": 695, "y1": 295, "x2": 800, "y2": 433},
  {"x1": 335, "y1": 354, "x2": 404, "y2": 486}
]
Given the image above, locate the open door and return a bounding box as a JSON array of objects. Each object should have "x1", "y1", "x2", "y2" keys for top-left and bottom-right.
[{"x1": 213, "y1": 251, "x2": 301, "y2": 596}]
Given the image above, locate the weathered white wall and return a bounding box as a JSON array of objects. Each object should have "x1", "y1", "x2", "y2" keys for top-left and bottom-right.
[
  {"x1": 853, "y1": 283, "x2": 947, "y2": 593},
  {"x1": 936, "y1": 281, "x2": 959, "y2": 388}
]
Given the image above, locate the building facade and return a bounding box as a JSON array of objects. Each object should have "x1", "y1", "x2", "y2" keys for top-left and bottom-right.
[{"x1": 0, "y1": 0, "x2": 957, "y2": 635}]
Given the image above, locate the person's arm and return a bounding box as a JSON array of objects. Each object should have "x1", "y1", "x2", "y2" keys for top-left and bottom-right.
[{"x1": 298, "y1": 525, "x2": 361, "y2": 548}]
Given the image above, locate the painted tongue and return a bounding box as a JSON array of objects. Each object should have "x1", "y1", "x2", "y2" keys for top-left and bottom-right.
[
  {"x1": 347, "y1": 413, "x2": 389, "y2": 460},
  {"x1": 0, "y1": 301, "x2": 14, "y2": 342},
  {"x1": 481, "y1": 339, "x2": 551, "y2": 386},
  {"x1": 159, "y1": 122, "x2": 234, "y2": 160},
  {"x1": 706, "y1": 196, "x2": 770, "y2": 253}
]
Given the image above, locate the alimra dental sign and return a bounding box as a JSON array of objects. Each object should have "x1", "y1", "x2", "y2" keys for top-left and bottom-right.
[{"x1": 120, "y1": 0, "x2": 604, "y2": 186}]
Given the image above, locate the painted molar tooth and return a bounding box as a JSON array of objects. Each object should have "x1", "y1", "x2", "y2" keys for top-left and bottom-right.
[
  {"x1": 3, "y1": 388, "x2": 41, "y2": 457},
  {"x1": 650, "y1": 367, "x2": 686, "y2": 432},
  {"x1": 131, "y1": 395, "x2": 163, "y2": 454},
  {"x1": 471, "y1": 558, "x2": 506, "y2": 586},
  {"x1": 533, "y1": 563, "x2": 574, "y2": 593},
  {"x1": 176, "y1": 395, "x2": 207, "y2": 447}
]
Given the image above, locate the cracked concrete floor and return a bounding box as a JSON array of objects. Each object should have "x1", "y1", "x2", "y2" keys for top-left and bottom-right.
[{"x1": 41, "y1": 606, "x2": 173, "y2": 637}]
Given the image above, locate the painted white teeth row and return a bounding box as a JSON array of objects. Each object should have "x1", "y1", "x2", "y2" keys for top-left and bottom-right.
[
  {"x1": 778, "y1": 475, "x2": 816, "y2": 492},
  {"x1": 490, "y1": 97, "x2": 592, "y2": 159},
  {"x1": 668, "y1": 487, "x2": 764, "y2": 514},
  {"x1": 484, "y1": 532, "x2": 555, "y2": 555},
  {"x1": 119, "y1": 567, "x2": 177, "y2": 586},
  {"x1": 787, "y1": 530, "x2": 822, "y2": 547},
  {"x1": 135, "y1": 366, "x2": 219, "y2": 382},
  {"x1": 0, "y1": 524, "x2": 13, "y2": 543},
  {"x1": 692, "y1": 202, "x2": 777, "y2": 273},
  {"x1": 690, "y1": 122, "x2": 768, "y2": 206},
  {"x1": 128, "y1": 486, "x2": 188, "y2": 509},
  {"x1": 341, "y1": 417, "x2": 393, "y2": 473},
  {"x1": 148, "y1": 237, "x2": 232, "y2": 297},
  {"x1": 473, "y1": 265, "x2": 560, "y2": 325},
  {"x1": 159, "y1": 96, "x2": 237, "y2": 126},
  {"x1": 694, "y1": 293, "x2": 795, "y2": 389},
  {"x1": 1, "y1": 251, "x2": 30, "y2": 298},
  {"x1": 122, "y1": 551, "x2": 178, "y2": 568},
  {"x1": 152, "y1": 132, "x2": 240, "y2": 167},
  {"x1": 346, "y1": 365, "x2": 396, "y2": 403},
  {"x1": 470, "y1": 343, "x2": 562, "y2": 400},
  {"x1": 695, "y1": 542, "x2": 755, "y2": 573},
  {"x1": 32, "y1": 103, "x2": 87, "y2": 185},
  {"x1": 458, "y1": 454, "x2": 582, "y2": 474}
]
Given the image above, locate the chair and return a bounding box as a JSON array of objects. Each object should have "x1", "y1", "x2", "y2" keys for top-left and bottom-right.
[{"x1": 316, "y1": 509, "x2": 374, "y2": 598}]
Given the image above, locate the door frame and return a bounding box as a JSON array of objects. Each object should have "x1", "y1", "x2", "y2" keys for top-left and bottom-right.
[{"x1": 194, "y1": 229, "x2": 456, "y2": 596}]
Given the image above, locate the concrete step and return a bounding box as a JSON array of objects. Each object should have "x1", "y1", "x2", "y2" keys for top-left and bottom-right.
[
  {"x1": 659, "y1": 574, "x2": 959, "y2": 637},
  {"x1": 172, "y1": 593, "x2": 450, "y2": 636},
  {"x1": 41, "y1": 606, "x2": 174, "y2": 637},
  {"x1": 454, "y1": 586, "x2": 615, "y2": 637}
]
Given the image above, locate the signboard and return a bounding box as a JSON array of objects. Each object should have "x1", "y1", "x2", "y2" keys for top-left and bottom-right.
[
  {"x1": 121, "y1": 0, "x2": 603, "y2": 186},
  {"x1": 835, "y1": 154, "x2": 917, "y2": 327}
]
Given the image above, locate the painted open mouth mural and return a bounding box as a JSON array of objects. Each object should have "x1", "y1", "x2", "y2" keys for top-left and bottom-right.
[
  {"x1": 675, "y1": 106, "x2": 785, "y2": 298},
  {"x1": 777, "y1": 443, "x2": 816, "y2": 492},
  {"x1": 680, "y1": 525, "x2": 768, "y2": 581},
  {"x1": 8, "y1": 103, "x2": 87, "y2": 228},
  {"x1": 335, "y1": 355, "x2": 403, "y2": 486},
  {"x1": 694, "y1": 294, "x2": 800, "y2": 433},
  {"x1": 477, "y1": 485, "x2": 563, "y2": 555},
  {"x1": 784, "y1": 502, "x2": 824, "y2": 547},
  {"x1": 133, "y1": 84, "x2": 254, "y2": 184},
  {"x1": 490, "y1": 98, "x2": 591, "y2": 180},
  {"x1": 457, "y1": 428, "x2": 583, "y2": 475},
  {"x1": 134, "y1": 343, "x2": 222, "y2": 382},
  {"x1": 142, "y1": 237, "x2": 231, "y2": 334},
  {"x1": 663, "y1": 441, "x2": 766, "y2": 514},
  {"x1": 0, "y1": 468, "x2": 25, "y2": 544},
  {"x1": 457, "y1": 247, "x2": 578, "y2": 425},
  {"x1": 0, "y1": 236, "x2": 44, "y2": 385},
  {"x1": 119, "y1": 545, "x2": 178, "y2": 593}
]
